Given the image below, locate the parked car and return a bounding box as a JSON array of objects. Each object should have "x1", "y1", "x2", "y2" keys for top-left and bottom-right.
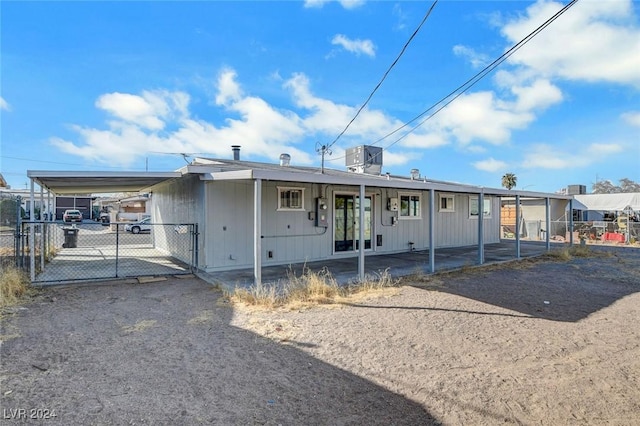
[
  {"x1": 124, "y1": 217, "x2": 151, "y2": 234},
  {"x1": 63, "y1": 209, "x2": 83, "y2": 223}
]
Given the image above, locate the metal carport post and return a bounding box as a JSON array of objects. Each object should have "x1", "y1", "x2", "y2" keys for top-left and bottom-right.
[
  {"x1": 358, "y1": 184, "x2": 365, "y2": 281},
  {"x1": 254, "y1": 178, "x2": 262, "y2": 286}
]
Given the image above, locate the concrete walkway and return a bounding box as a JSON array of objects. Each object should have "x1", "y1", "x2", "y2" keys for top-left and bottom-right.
[
  {"x1": 34, "y1": 245, "x2": 192, "y2": 285},
  {"x1": 199, "y1": 240, "x2": 554, "y2": 290}
]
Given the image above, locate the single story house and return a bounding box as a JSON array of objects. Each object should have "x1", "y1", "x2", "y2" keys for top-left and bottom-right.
[
  {"x1": 26, "y1": 146, "x2": 574, "y2": 284},
  {"x1": 144, "y1": 146, "x2": 573, "y2": 282}
]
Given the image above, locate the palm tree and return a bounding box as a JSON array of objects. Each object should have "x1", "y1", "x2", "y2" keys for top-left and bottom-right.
[{"x1": 501, "y1": 173, "x2": 517, "y2": 190}]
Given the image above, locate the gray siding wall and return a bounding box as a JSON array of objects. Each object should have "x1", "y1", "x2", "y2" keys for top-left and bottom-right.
[
  {"x1": 205, "y1": 180, "x2": 255, "y2": 270},
  {"x1": 433, "y1": 193, "x2": 501, "y2": 248},
  {"x1": 201, "y1": 181, "x2": 501, "y2": 271},
  {"x1": 151, "y1": 175, "x2": 205, "y2": 265}
]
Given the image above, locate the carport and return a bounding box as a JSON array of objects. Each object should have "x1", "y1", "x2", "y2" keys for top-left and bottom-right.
[{"x1": 23, "y1": 170, "x2": 195, "y2": 284}]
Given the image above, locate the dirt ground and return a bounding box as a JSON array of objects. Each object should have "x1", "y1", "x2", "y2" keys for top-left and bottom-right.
[{"x1": 1, "y1": 246, "x2": 639, "y2": 425}]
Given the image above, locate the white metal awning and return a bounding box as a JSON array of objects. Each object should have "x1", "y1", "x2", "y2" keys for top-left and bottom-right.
[{"x1": 27, "y1": 171, "x2": 181, "y2": 195}]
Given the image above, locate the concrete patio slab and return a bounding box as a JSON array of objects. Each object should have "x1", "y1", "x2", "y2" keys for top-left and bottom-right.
[{"x1": 199, "y1": 240, "x2": 554, "y2": 290}]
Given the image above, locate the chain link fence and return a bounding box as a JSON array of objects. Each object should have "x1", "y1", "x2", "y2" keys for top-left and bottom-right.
[
  {"x1": 501, "y1": 219, "x2": 640, "y2": 244},
  {"x1": 0, "y1": 193, "x2": 23, "y2": 269},
  {"x1": 13, "y1": 220, "x2": 198, "y2": 284}
]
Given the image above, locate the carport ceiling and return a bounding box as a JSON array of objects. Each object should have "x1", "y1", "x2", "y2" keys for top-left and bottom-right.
[{"x1": 27, "y1": 171, "x2": 181, "y2": 195}]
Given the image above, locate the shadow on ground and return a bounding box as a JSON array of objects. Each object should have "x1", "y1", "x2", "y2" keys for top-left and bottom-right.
[{"x1": 0, "y1": 278, "x2": 436, "y2": 425}]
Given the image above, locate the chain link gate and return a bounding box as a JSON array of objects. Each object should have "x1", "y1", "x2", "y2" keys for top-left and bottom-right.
[{"x1": 15, "y1": 220, "x2": 198, "y2": 284}]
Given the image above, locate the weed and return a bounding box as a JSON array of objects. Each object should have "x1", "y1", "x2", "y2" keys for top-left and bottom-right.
[
  {"x1": 227, "y1": 267, "x2": 398, "y2": 310},
  {"x1": 0, "y1": 265, "x2": 31, "y2": 308}
]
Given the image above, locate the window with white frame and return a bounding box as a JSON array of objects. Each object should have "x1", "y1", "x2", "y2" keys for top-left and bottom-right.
[
  {"x1": 399, "y1": 193, "x2": 421, "y2": 218},
  {"x1": 439, "y1": 194, "x2": 455, "y2": 212},
  {"x1": 277, "y1": 187, "x2": 305, "y2": 210},
  {"x1": 469, "y1": 195, "x2": 491, "y2": 218}
]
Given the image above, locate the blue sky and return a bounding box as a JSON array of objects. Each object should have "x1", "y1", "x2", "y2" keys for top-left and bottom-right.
[{"x1": 1, "y1": 0, "x2": 639, "y2": 193}]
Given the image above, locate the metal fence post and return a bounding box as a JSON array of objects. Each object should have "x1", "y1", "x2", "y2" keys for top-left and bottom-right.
[
  {"x1": 15, "y1": 196, "x2": 22, "y2": 268},
  {"x1": 193, "y1": 223, "x2": 199, "y2": 272},
  {"x1": 115, "y1": 223, "x2": 120, "y2": 277}
]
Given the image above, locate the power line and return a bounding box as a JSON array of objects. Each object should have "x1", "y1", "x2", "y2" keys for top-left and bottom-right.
[
  {"x1": 325, "y1": 0, "x2": 439, "y2": 151},
  {"x1": 328, "y1": 0, "x2": 580, "y2": 163}
]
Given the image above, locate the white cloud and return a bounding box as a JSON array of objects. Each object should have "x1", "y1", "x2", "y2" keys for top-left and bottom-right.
[
  {"x1": 621, "y1": 111, "x2": 640, "y2": 127},
  {"x1": 453, "y1": 45, "x2": 490, "y2": 68},
  {"x1": 501, "y1": 0, "x2": 640, "y2": 87},
  {"x1": 304, "y1": 0, "x2": 364, "y2": 9},
  {"x1": 393, "y1": 4, "x2": 408, "y2": 31},
  {"x1": 433, "y1": 91, "x2": 533, "y2": 145},
  {"x1": 95, "y1": 91, "x2": 188, "y2": 131},
  {"x1": 587, "y1": 143, "x2": 623, "y2": 156},
  {"x1": 331, "y1": 34, "x2": 376, "y2": 57},
  {"x1": 521, "y1": 142, "x2": 623, "y2": 169},
  {"x1": 0, "y1": 96, "x2": 12, "y2": 111},
  {"x1": 511, "y1": 78, "x2": 563, "y2": 112},
  {"x1": 473, "y1": 157, "x2": 507, "y2": 172},
  {"x1": 215, "y1": 68, "x2": 243, "y2": 106}
]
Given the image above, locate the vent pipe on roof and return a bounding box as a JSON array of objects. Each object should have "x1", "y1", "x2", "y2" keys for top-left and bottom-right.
[
  {"x1": 232, "y1": 145, "x2": 241, "y2": 161},
  {"x1": 279, "y1": 153, "x2": 291, "y2": 167}
]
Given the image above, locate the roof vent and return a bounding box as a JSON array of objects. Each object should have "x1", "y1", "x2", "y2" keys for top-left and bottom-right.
[
  {"x1": 231, "y1": 145, "x2": 241, "y2": 161},
  {"x1": 279, "y1": 153, "x2": 291, "y2": 167},
  {"x1": 410, "y1": 169, "x2": 420, "y2": 180}
]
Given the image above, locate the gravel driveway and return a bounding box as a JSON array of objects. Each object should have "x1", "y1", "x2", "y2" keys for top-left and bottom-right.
[{"x1": 1, "y1": 246, "x2": 639, "y2": 425}]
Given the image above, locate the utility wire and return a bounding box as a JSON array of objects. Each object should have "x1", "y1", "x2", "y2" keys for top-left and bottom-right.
[
  {"x1": 380, "y1": 0, "x2": 580, "y2": 153},
  {"x1": 325, "y1": 0, "x2": 439, "y2": 151},
  {"x1": 328, "y1": 0, "x2": 579, "y2": 163}
]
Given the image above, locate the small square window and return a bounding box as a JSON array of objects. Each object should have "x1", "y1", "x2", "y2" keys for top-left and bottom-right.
[
  {"x1": 399, "y1": 194, "x2": 421, "y2": 218},
  {"x1": 277, "y1": 187, "x2": 305, "y2": 210},
  {"x1": 439, "y1": 194, "x2": 455, "y2": 212}
]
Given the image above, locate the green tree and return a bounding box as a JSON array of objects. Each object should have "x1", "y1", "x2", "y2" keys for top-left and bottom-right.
[{"x1": 501, "y1": 173, "x2": 517, "y2": 190}]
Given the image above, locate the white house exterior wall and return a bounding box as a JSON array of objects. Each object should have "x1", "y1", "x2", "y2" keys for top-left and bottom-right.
[
  {"x1": 205, "y1": 180, "x2": 254, "y2": 270},
  {"x1": 434, "y1": 193, "x2": 501, "y2": 248},
  {"x1": 198, "y1": 181, "x2": 502, "y2": 272},
  {"x1": 151, "y1": 174, "x2": 205, "y2": 266}
]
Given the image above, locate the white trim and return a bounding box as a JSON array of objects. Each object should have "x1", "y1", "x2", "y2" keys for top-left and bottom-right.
[
  {"x1": 439, "y1": 193, "x2": 455, "y2": 213},
  {"x1": 277, "y1": 186, "x2": 305, "y2": 211},
  {"x1": 469, "y1": 195, "x2": 492, "y2": 218},
  {"x1": 332, "y1": 192, "x2": 375, "y2": 255},
  {"x1": 398, "y1": 192, "x2": 422, "y2": 219}
]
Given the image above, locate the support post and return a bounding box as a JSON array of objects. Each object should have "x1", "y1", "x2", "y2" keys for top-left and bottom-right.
[
  {"x1": 569, "y1": 198, "x2": 574, "y2": 246},
  {"x1": 358, "y1": 184, "x2": 365, "y2": 281},
  {"x1": 429, "y1": 188, "x2": 435, "y2": 273},
  {"x1": 478, "y1": 190, "x2": 485, "y2": 265},
  {"x1": 40, "y1": 186, "x2": 44, "y2": 272},
  {"x1": 254, "y1": 178, "x2": 262, "y2": 286},
  {"x1": 545, "y1": 197, "x2": 551, "y2": 251},
  {"x1": 515, "y1": 194, "x2": 521, "y2": 259},
  {"x1": 30, "y1": 180, "x2": 35, "y2": 282}
]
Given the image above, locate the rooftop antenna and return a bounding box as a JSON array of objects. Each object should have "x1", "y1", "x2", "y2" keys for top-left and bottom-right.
[{"x1": 316, "y1": 142, "x2": 332, "y2": 174}]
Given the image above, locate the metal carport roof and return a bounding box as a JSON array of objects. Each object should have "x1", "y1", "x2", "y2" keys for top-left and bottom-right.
[{"x1": 27, "y1": 170, "x2": 181, "y2": 194}]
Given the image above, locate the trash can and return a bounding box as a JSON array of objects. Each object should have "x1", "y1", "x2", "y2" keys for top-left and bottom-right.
[{"x1": 62, "y1": 227, "x2": 79, "y2": 248}]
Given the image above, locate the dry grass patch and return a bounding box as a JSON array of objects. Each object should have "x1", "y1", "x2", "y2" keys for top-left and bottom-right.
[
  {"x1": 121, "y1": 319, "x2": 157, "y2": 333},
  {"x1": 543, "y1": 245, "x2": 607, "y2": 261},
  {"x1": 227, "y1": 267, "x2": 398, "y2": 310},
  {"x1": 187, "y1": 310, "x2": 214, "y2": 325},
  {"x1": 0, "y1": 264, "x2": 33, "y2": 308}
]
